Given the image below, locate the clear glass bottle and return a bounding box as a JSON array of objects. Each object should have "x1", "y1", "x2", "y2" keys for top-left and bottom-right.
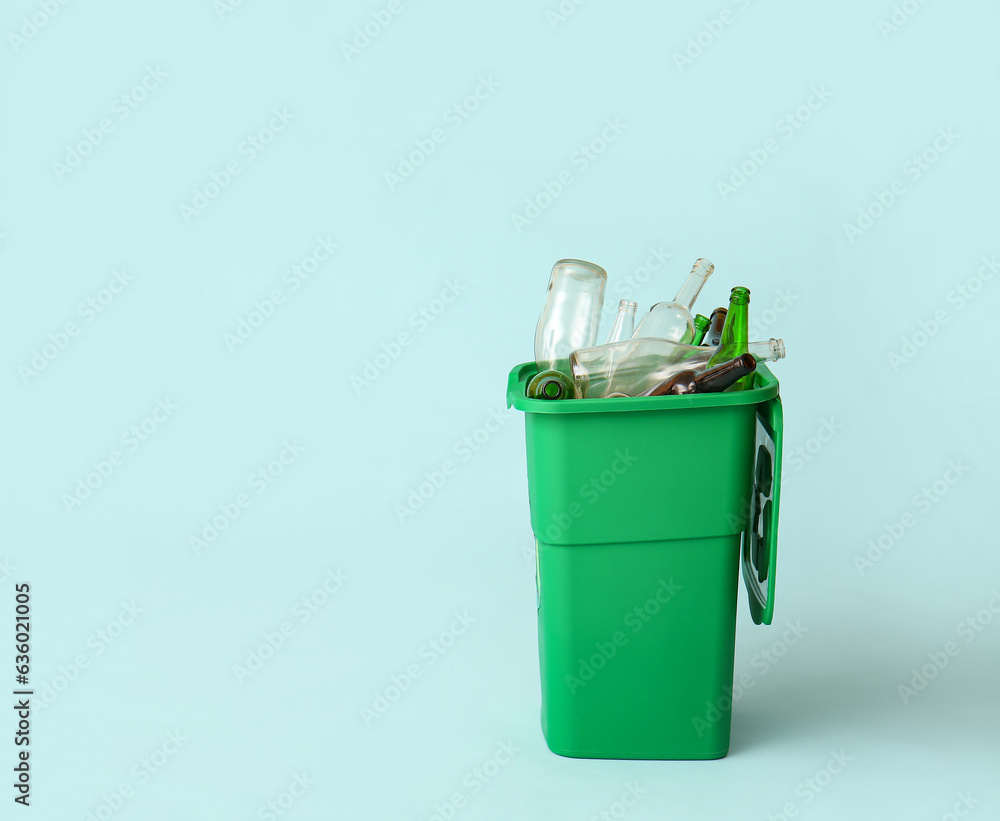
[
  {"x1": 632, "y1": 258, "x2": 714, "y2": 343},
  {"x1": 605, "y1": 300, "x2": 638, "y2": 343},
  {"x1": 570, "y1": 337, "x2": 784, "y2": 398},
  {"x1": 527, "y1": 259, "x2": 607, "y2": 399}
]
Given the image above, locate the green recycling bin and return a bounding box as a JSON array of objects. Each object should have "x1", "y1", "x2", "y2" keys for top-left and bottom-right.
[{"x1": 506, "y1": 361, "x2": 783, "y2": 760}]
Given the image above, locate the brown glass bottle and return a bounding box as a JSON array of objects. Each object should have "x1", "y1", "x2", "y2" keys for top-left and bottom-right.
[
  {"x1": 704, "y1": 307, "x2": 727, "y2": 346},
  {"x1": 641, "y1": 353, "x2": 757, "y2": 396}
]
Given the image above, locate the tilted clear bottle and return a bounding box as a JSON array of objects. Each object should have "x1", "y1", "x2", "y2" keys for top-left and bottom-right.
[
  {"x1": 527, "y1": 259, "x2": 607, "y2": 400},
  {"x1": 632, "y1": 258, "x2": 714, "y2": 343},
  {"x1": 570, "y1": 337, "x2": 784, "y2": 398}
]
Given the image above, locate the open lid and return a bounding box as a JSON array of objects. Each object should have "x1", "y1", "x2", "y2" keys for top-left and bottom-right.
[{"x1": 742, "y1": 394, "x2": 782, "y2": 625}]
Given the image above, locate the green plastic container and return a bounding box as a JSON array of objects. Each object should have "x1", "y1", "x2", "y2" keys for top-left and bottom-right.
[{"x1": 506, "y1": 362, "x2": 782, "y2": 760}]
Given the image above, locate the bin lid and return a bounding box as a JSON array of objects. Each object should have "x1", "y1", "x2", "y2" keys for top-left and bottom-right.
[{"x1": 742, "y1": 395, "x2": 781, "y2": 625}]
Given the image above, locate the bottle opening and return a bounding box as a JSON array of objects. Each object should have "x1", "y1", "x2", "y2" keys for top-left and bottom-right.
[
  {"x1": 553, "y1": 259, "x2": 608, "y2": 281},
  {"x1": 692, "y1": 258, "x2": 715, "y2": 277}
]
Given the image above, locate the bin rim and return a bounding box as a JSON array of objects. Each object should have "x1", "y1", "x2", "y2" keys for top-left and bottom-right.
[{"x1": 507, "y1": 361, "x2": 779, "y2": 413}]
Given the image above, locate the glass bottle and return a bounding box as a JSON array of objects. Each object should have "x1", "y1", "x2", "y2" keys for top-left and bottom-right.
[
  {"x1": 570, "y1": 337, "x2": 784, "y2": 398},
  {"x1": 632, "y1": 258, "x2": 714, "y2": 343},
  {"x1": 605, "y1": 300, "x2": 637, "y2": 344},
  {"x1": 704, "y1": 307, "x2": 727, "y2": 346},
  {"x1": 641, "y1": 354, "x2": 757, "y2": 396},
  {"x1": 708, "y1": 286, "x2": 751, "y2": 390},
  {"x1": 691, "y1": 314, "x2": 710, "y2": 345},
  {"x1": 527, "y1": 259, "x2": 607, "y2": 399}
]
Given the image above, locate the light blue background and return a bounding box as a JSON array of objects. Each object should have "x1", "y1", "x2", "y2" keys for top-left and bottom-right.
[{"x1": 2, "y1": 0, "x2": 998, "y2": 818}]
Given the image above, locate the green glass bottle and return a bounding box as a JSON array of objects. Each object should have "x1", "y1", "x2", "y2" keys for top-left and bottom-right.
[
  {"x1": 707, "y1": 287, "x2": 752, "y2": 390},
  {"x1": 526, "y1": 369, "x2": 575, "y2": 400},
  {"x1": 691, "y1": 314, "x2": 710, "y2": 345}
]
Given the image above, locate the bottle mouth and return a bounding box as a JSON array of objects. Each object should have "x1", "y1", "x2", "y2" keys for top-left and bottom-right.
[
  {"x1": 542, "y1": 380, "x2": 564, "y2": 398},
  {"x1": 619, "y1": 299, "x2": 638, "y2": 312},
  {"x1": 554, "y1": 259, "x2": 608, "y2": 281},
  {"x1": 771, "y1": 338, "x2": 786, "y2": 360},
  {"x1": 730, "y1": 286, "x2": 750, "y2": 305},
  {"x1": 692, "y1": 258, "x2": 715, "y2": 277},
  {"x1": 527, "y1": 369, "x2": 574, "y2": 400}
]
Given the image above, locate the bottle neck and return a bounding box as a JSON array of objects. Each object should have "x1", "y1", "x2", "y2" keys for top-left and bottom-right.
[
  {"x1": 695, "y1": 354, "x2": 756, "y2": 391},
  {"x1": 746, "y1": 339, "x2": 785, "y2": 361},
  {"x1": 717, "y1": 290, "x2": 749, "y2": 350},
  {"x1": 691, "y1": 315, "x2": 710, "y2": 345},
  {"x1": 673, "y1": 259, "x2": 713, "y2": 310}
]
